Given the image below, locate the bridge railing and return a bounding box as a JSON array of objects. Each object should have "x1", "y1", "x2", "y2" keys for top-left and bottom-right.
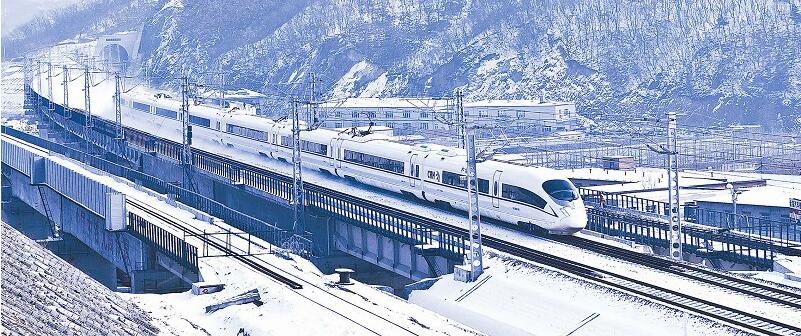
[
  {"x1": 128, "y1": 212, "x2": 199, "y2": 271},
  {"x1": 578, "y1": 187, "x2": 801, "y2": 245},
  {"x1": 578, "y1": 188, "x2": 668, "y2": 218}
]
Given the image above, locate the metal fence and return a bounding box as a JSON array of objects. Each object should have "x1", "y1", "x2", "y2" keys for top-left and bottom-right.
[
  {"x1": 128, "y1": 212, "x2": 199, "y2": 271},
  {"x1": 579, "y1": 187, "x2": 801, "y2": 246}
]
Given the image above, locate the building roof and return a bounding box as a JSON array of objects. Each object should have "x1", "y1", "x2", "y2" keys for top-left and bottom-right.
[
  {"x1": 319, "y1": 97, "x2": 576, "y2": 109},
  {"x1": 320, "y1": 97, "x2": 451, "y2": 109},
  {"x1": 695, "y1": 185, "x2": 801, "y2": 208},
  {"x1": 465, "y1": 100, "x2": 574, "y2": 108}
]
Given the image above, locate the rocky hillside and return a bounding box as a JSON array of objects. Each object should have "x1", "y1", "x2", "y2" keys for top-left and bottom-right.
[
  {"x1": 4, "y1": 0, "x2": 801, "y2": 130},
  {"x1": 0, "y1": 222, "x2": 167, "y2": 335}
]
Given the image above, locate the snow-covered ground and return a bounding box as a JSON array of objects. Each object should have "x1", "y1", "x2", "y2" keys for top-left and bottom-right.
[
  {"x1": 2, "y1": 62, "x2": 26, "y2": 118},
  {"x1": 563, "y1": 167, "x2": 801, "y2": 206},
  {"x1": 410, "y1": 254, "x2": 755, "y2": 336},
  {"x1": 125, "y1": 256, "x2": 478, "y2": 336}
]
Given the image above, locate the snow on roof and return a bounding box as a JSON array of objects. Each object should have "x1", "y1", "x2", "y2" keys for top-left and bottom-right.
[
  {"x1": 319, "y1": 97, "x2": 577, "y2": 109},
  {"x1": 564, "y1": 168, "x2": 801, "y2": 207},
  {"x1": 464, "y1": 99, "x2": 574, "y2": 108},
  {"x1": 695, "y1": 185, "x2": 801, "y2": 208},
  {"x1": 320, "y1": 97, "x2": 451, "y2": 109},
  {"x1": 564, "y1": 168, "x2": 764, "y2": 193}
]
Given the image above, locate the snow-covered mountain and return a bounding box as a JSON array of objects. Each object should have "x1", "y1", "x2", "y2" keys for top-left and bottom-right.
[{"x1": 4, "y1": 0, "x2": 801, "y2": 130}]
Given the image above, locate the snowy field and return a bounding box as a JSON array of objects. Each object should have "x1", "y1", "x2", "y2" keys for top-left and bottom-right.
[{"x1": 410, "y1": 254, "x2": 757, "y2": 336}]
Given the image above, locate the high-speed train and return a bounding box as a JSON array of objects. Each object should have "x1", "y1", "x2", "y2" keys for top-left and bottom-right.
[{"x1": 118, "y1": 91, "x2": 588, "y2": 234}]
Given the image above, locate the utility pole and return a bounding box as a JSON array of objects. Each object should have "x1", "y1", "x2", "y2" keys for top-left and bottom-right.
[
  {"x1": 218, "y1": 72, "x2": 225, "y2": 108},
  {"x1": 726, "y1": 183, "x2": 743, "y2": 230},
  {"x1": 180, "y1": 75, "x2": 194, "y2": 189},
  {"x1": 456, "y1": 92, "x2": 466, "y2": 149},
  {"x1": 46, "y1": 62, "x2": 54, "y2": 113},
  {"x1": 113, "y1": 73, "x2": 124, "y2": 144},
  {"x1": 22, "y1": 59, "x2": 34, "y2": 113},
  {"x1": 291, "y1": 99, "x2": 305, "y2": 233},
  {"x1": 36, "y1": 61, "x2": 42, "y2": 112},
  {"x1": 36, "y1": 60, "x2": 42, "y2": 94},
  {"x1": 280, "y1": 97, "x2": 311, "y2": 257},
  {"x1": 62, "y1": 65, "x2": 70, "y2": 118},
  {"x1": 666, "y1": 112, "x2": 683, "y2": 261},
  {"x1": 460, "y1": 90, "x2": 483, "y2": 281},
  {"x1": 83, "y1": 63, "x2": 93, "y2": 153},
  {"x1": 306, "y1": 72, "x2": 319, "y2": 129}
]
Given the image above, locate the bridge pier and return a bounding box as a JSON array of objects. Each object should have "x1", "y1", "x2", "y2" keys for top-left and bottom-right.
[{"x1": 331, "y1": 217, "x2": 454, "y2": 281}]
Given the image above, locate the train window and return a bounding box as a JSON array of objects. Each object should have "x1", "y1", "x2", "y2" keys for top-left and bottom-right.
[
  {"x1": 155, "y1": 107, "x2": 177, "y2": 119},
  {"x1": 478, "y1": 179, "x2": 489, "y2": 194},
  {"x1": 414, "y1": 165, "x2": 420, "y2": 178},
  {"x1": 227, "y1": 124, "x2": 267, "y2": 141},
  {"x1": 442, "y1": 171, "x2": 467, "y2": 188},
  {"x1": 189, "y1": 115, "x2": 211, "y2": 127},
  {"x1": 132, "y1": 101, "x2": 150, "y2": 112},
  {"x1": 493, "y1": 181, "x2": 498, "y2": 195},
  {"x1": 280, "y1": 136, "x2": 292, "y2": 147},
  {"x1": 301, "y1": 140, "x2": 328, "y2": 155},
  {"x1": 502, "y1": 184, "x2": 547, "y2": 209},
  {"x1": 542, "y1": 179, "x2": 579, "y2": 201},
  {"x1": 343, "y1": 150, "x2": 404, "y2": 173}
]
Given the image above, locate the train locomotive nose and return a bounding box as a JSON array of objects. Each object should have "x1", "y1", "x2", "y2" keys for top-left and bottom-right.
[{"x1": 549, "y1": 201, "x2": 588, "y2": 235}]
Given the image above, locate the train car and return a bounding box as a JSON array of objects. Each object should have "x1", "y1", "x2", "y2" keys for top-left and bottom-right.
[{"x1": 116, "y1": 90, "x2": 587, "y2": 234}]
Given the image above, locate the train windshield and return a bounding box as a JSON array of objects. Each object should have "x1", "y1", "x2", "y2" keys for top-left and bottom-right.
[{"x1": 542, "y1": 179, "x2": 579, "y2": 201}]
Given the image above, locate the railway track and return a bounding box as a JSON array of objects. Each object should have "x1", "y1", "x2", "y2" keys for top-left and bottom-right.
[
  {"x1": 483, "y1": 237, "x2": 801, "y2": 336},
  {"x1": 555, "y1": 235, "x2": 801, "y2": 311},
  {"x1": 126, "y1": 199, "x2": 421, "y2": 336},
  {"x1": 29, "y1": 101, "x2": 801, "y2": 335}
]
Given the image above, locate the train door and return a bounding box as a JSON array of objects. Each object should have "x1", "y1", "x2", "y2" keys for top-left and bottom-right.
[
  {"x1": 335, "y1": 139, "x2": 344, "y2": 168},
  {"x1": 328, "y1": 138, "x2": 336, "y2": 167},
  {"x1": 409, "y1": 154, "x2": 420, "y2": 187},
  {"x1": 492, "y1": 170, "x2": 503, "y2": 208}
]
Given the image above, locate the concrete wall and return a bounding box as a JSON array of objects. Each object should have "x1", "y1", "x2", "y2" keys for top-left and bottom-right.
[{"x1": 332, "y1": 218, "x2": 452, "y2": 281}]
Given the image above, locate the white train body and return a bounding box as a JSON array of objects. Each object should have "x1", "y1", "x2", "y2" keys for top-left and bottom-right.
[{"x1": 120, "y1": 92, "x2": 588, "y2": 234}]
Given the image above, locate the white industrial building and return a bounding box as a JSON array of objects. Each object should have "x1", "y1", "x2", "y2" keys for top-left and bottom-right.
[{"x1": 317, "y1": 98, "x2": 585, "y2": 136}]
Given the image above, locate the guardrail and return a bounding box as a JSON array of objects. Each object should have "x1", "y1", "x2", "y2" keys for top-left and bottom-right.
[
  {"x1": 128, "y1": 212, "x2": 199, "y2": 271},
  {"x1": 578, "y1": 187, "x2": 800, "y2": 246}
]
